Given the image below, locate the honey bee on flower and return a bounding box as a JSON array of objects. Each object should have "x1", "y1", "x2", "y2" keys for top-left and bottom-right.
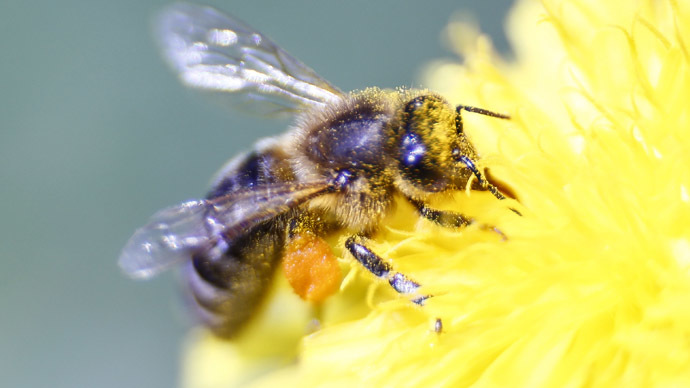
[{"x1": 119, "y1": 2, "x2": 512, "y2": 337}]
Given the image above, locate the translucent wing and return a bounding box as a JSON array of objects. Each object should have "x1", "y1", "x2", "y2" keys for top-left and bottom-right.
[
  {"x1": 119, "y1": 180, "x2": 332, "y2": 279},
  {"x1": 156, "y1": 2, "x2": 344, "y2": 114},
  {"x1": 119, "y1": 200, "x2": 211, "y2": 279}
]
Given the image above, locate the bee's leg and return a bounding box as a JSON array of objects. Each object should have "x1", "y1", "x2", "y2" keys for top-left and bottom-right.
[
  {"x1": 407, "y1": 198, "x2": 506, "y2": 239},
  {"x1": 408, "y1": 198, "x2": 473, "y2": 228},
  {"x1": 345, "y1": 236, "x2": 428, "y2": 305}
]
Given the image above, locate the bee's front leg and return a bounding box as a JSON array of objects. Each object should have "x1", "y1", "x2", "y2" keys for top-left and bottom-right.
[
  {"x1": 345, "y1": 236, "x2": 428, "y2": 305},
  {"x1": 407, "y1": 198, "x2": 506, "y2": 239},
  {"x1": 407, "y1": 198, "x2": 473, "y2": 228}
]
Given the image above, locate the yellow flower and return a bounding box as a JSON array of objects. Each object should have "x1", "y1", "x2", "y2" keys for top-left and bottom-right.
[{"x1": 183, "y1": 0, "x2": 690, "y2": 386}]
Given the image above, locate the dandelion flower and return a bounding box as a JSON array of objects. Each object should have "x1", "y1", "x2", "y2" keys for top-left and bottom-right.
[{"x1": 183, "y1": 0, "x2": 690, "y2": 386}]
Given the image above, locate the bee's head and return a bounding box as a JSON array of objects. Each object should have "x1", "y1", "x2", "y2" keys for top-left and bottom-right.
[{"x1": 393, "y1": 94, "x2": 507, "y2": 200}]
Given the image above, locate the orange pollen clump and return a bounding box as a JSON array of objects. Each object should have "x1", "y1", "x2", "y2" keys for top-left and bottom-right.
[{"x1": 282, "y1": 232, "x2": 341, "y2": 302}]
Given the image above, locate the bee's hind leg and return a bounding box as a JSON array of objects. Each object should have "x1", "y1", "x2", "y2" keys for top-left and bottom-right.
[{"x1": 345, "y1": 236, "x2": 428, "y2": 305}]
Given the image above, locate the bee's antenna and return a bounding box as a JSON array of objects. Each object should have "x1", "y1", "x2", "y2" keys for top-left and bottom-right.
[
  {"x1": 454, "y1": 105, "x2": 516, "y2": 205},
  {"x1": 456, "y1": 105, "x2": 510, "y2": 119},
  {"x1": 455, "y1": 105, "x2": 510, "y2": 134},
  {"x1": 458, "y1": 155, "x2": 506, "y2": 200}
]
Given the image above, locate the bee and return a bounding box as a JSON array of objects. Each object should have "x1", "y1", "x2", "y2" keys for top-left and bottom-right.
[{"x1": 119, "y1": 2, "x2": 512, "y2": 338}]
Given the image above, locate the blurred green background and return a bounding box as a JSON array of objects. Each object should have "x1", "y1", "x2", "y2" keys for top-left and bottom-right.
[{"x1": 0, "y1": 1, "x2": 511, "y2": 386}]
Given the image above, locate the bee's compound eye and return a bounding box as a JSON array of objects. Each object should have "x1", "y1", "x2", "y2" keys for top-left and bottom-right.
[
  {"x1": 398, "y1": 97, "x2": 448, "y2": 192},
  {"x1": 401, "y1": 132, "x2": 426, "y2": 167}
]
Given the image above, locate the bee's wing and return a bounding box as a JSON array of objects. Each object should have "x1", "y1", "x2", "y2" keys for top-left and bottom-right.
[
  {"x1": 118, "y1": 180, "x2": 332, "y2": 279},
  {"x1": 156, "y1": 3, "x2": 344, "y2": 114},
  {"x1": 118, "y1": 200, "x2": 212, "y2": 279}
]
